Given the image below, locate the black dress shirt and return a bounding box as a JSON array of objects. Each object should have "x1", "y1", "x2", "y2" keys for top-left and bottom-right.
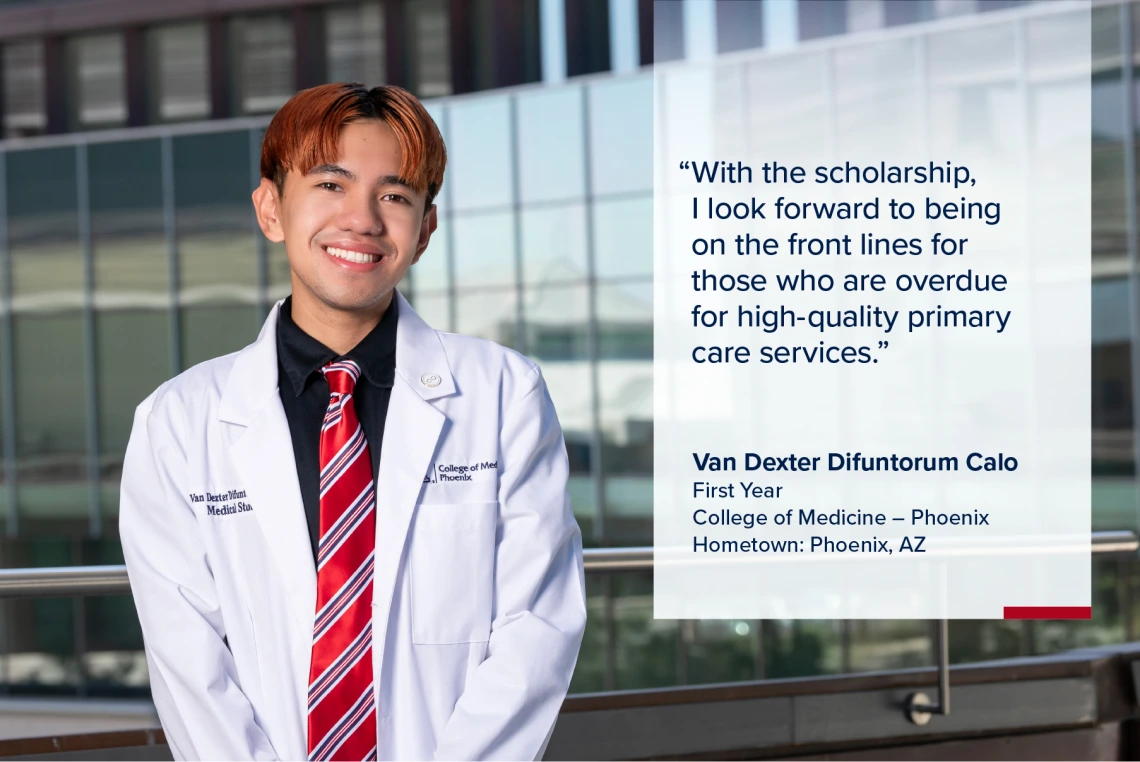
[{"x1": 276, "y1": 295, "x2": 398, "y2": 562}]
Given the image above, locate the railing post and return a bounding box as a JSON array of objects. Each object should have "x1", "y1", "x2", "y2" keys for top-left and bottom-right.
[{"x1": 906, "y1": 618, "x2": 950, "y2": 724}]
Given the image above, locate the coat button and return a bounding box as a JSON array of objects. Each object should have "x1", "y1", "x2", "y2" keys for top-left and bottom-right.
[{"x1": 420, "y1": 373, "x2": 441, "y2": 388}]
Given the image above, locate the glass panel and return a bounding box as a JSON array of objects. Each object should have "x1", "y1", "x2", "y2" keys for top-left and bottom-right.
[
  {"x1": 455, "y1": 288, "x2": 517, "y2": 348},
  {"x1": 611, "y1": 573, "x2": 674, "y2": 688},
  {"x1": 1092, "y1": 281, "x2": 1133, "y2": 511},
  {"x1": 711, "y1": 64, "x2": 749, "y2": 160},
  {"x1": 1087, "y1": 6, "x2": 1125, "y2": 275},
  {"x1": 1089, "y1": 4, "x2": 1139, "y2": 536},
  {"x1": 89, "y1": 139, "x2": 168, "y2": 297},
  {"x1": 588, "y1": 75, "x2": 652, "y2": 195},
  {"x1": 408, "y1": 290, "x2": 450, "y2": 333},
  {"x1": 408, "y1": 0, "x2": 452, "y2": 98},
  {"x1": 466, "y1": 0, "x2": 493, "y2": 90},
  {"x1": 97, "y1": 311, "x2": 170, "y2": 506},
  {"x1": 928, "y1": 21, "x2": 1016, "y2": 85},
  {"x1": 653, "y1": 0, "x2": 684, "y2": 64},
  {"x1": 568, "y1": 471, "x2": 596, "y2": 532},
  {"x1": 928, "y1": 78, "x2": 1021, "y2": 167},
  {"x1": 6, "y1": 147, "x2": 82, "y2": 302},
  {"x1": 521, "y1": 204, "x2": 587, "y2": 285},
  {"x1": 248, "y1": 126, "x2": 291, "y2": 302},
  {"x1": 799, "y1": 0, "x2": 848, "y2": 40},
  {"x1": 173, "y1": 132, "x2": 258, "y2": 295},
  {"x1": 409, "y1": 212, "x2": 450, "y2": 292},
  {"x1": 448, "y1": 98, "x2": 513, "y2": 211},
  {"x1": 568, "y1": 575, "x2": 608, "y2": 692},
  {"x1": 841, "y1": 620, "x2": 932, "y2": 672},
  {"x1": 743, "y1": 52, "x2": 829, "y2": 155},
  {"x1": 833, "y1": 39, "x2": 921, "y2": 155},
  {"x1": 181, "y1": 304, "x2": 259, "y2": 369},
  {"x1": 685, "y1": 618, "x2": 768, "y2": 684},
  {"x1": 326, "y1": 1, "x2": 385, "y2": 85},
  {"x1": 14, "y1": 314, "x2": 88, "y2": 522},
  {"x1": 82, "y1": 534, "x2": 147, "y2": 695},
  {"x1": 231, "y1": 14, "x2": 294, "y2": 115},
  {"x1": 523, "y1": 285, "x2": 594, "y2": 529},
  {"x1": 593, "y1": 196, "x2": 651, "y2": 279},
  {"x1": 1027, "y1": 10, "x2": 1091, "y2": 79},
  {"x1": 517, "y1": 88, "x2": 585, "y2": 203},
  {"x1": 9, "y1": 538, "x2": 78, "y2": 693},
  {"x1": 268, "y1": 240, "x2": 290, "y2": 301},
  {"x1": 1092, "y1": 78, "x2": 1125, "y2": 272},
  {"x1": 524, "y1": 282, "x2": 597, "y2": 529},
  {"x1": 1091, "y1": 2, "x2": 1122, "y2": 73},
  {"x1": 930, "y1": 0, "x2": 978, "y2": 19},
  {"x1": 451, "y1": 212, "x2": 516, "y2": 289},
  {"x1": 67, "y1": 33, "x2": 126, "y2": 128},
  {"x1": 717, "y1": 0, "x2": 766, "y2": 54},
  {"x1": 596, "y1": 280, "x2": 652, "y2": 361},
  {"x1": 597, "y1": 281, "x2": 651, "y2": 543},
  {"x1": 2, "y1": 40, "x2": 46, "y2": 138},
  {"x1": 523, "y1": 283, "x2": 589, "y2": 362},
  {"x1": 148, "y1": 22, "x2": 209, "y2": 122}
]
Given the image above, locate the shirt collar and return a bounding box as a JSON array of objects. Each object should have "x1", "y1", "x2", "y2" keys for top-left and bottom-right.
[{"x1": 276, "y1": 295, "x2": 399, "y2": 397}]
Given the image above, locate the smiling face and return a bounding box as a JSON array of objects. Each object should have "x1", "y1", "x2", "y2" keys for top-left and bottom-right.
[{"x1": 253, "y1": 119, "x2": 437, "y2": 316}]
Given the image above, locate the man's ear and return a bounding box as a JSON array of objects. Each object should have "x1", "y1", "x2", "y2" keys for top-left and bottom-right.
[
  {"x1": 411, "y1": 204, "x2": 438, "y2": 264},
  {"x1": 252, "y1": 177, "x2": 286, "y2": 243}
]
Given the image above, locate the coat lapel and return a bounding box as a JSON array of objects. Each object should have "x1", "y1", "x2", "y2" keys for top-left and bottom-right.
[
  {"x1": 371, "y1": 376, "x2": 443, "y2": 621},
  {"x1": 219, "y1": 301, "x2": 317, "y2": 636},
  {"x1": 371, "y1": 291, "x2": 456, "y2": 690},
  {"x1": 230, "y1": 403, "x2": 318, "y2": 633}
]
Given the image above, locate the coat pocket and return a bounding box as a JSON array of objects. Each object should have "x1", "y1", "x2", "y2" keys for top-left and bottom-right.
[{"x1": 409, "y1": 501, "x2": 498, "y2": 644}]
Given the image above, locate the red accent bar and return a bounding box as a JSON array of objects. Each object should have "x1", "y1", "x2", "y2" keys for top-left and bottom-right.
[{"x1": 1003, "y1": 606, "x2": 1092, "y2": 620}]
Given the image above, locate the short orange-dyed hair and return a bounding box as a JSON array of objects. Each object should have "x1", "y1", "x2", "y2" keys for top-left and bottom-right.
[{"x1": 260, "y1": 82, "x2": 447, "y2": 209}]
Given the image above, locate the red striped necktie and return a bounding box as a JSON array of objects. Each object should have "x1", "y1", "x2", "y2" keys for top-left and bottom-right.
[{"x1": 306, "y1": 359, "x2": 378, "y2": 761}]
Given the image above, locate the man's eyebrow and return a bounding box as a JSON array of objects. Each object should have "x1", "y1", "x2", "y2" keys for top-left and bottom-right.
[
  {"x1": 377, "y1": 174, "x2": 416, "y2": 190},
  {"x1": 307, "y1": 164, "x2": 357, "y2": 181}
]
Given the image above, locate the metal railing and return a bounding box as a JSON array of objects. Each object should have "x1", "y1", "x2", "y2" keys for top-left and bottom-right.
[
  {"x1": 0, "y1": 530, "x2": 1132, "y2": 599},
  {"x1": 0, "y1": 530, "x2": 1132, "y2": 728},
  {"x1": 0, "y1": 546, "x2": 651, "y2": 598}
]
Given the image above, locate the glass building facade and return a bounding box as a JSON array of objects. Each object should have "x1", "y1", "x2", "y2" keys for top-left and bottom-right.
[{"x1": 0, "y1": 0, "x2": 1135, "y2": 702}]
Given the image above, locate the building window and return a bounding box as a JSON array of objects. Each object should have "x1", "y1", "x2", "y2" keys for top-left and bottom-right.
[
  {"x1": 846, "y1": 0, "x2": 886, "y2": 32},
  {"x1": 931, "y1": 0, "x2": 979, "y2": 18},
  {"x1": 716, "y1": 0, "x2": 764, "y2": 54},
  {"x1": 798, "y1": 0, "x2": 847, "y2": 40},
  {"x1": 408, "y1": 0, "x2": 451, "y2": 97},
  {"x1": 654, "y1": 0, "x2": 684, "y2": 63},
  {"x1": 566, "y1": 0, "x2": 610, "y2": 76},
  {"x1": 148, "y1": 22, "x2": 209, "y2": 122},
  {"x1": 326, "y1": 1, "x2": 386, "y2": 86},
  {"x1": 231, "y1": 13, "x2": 295, "y2": 114},
  {"x1": 67, "y1": 33, "x2": 126, "y2": 128},
  {"x1": 2, "y1": 40, "x2": 46, "y2": 137}
]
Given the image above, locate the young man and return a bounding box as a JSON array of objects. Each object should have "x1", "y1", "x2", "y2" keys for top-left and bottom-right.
[{"x1": 119, "y1": 83, "x2": 587, "y2": 761}]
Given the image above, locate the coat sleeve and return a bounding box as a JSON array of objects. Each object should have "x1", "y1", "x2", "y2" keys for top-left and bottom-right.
[
  {"x1": 119, "y1": 393, "x2": 279, "y2": 761},
  {"x1": 433, "y1": 364, "x2": 588, "y2": 761}
]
